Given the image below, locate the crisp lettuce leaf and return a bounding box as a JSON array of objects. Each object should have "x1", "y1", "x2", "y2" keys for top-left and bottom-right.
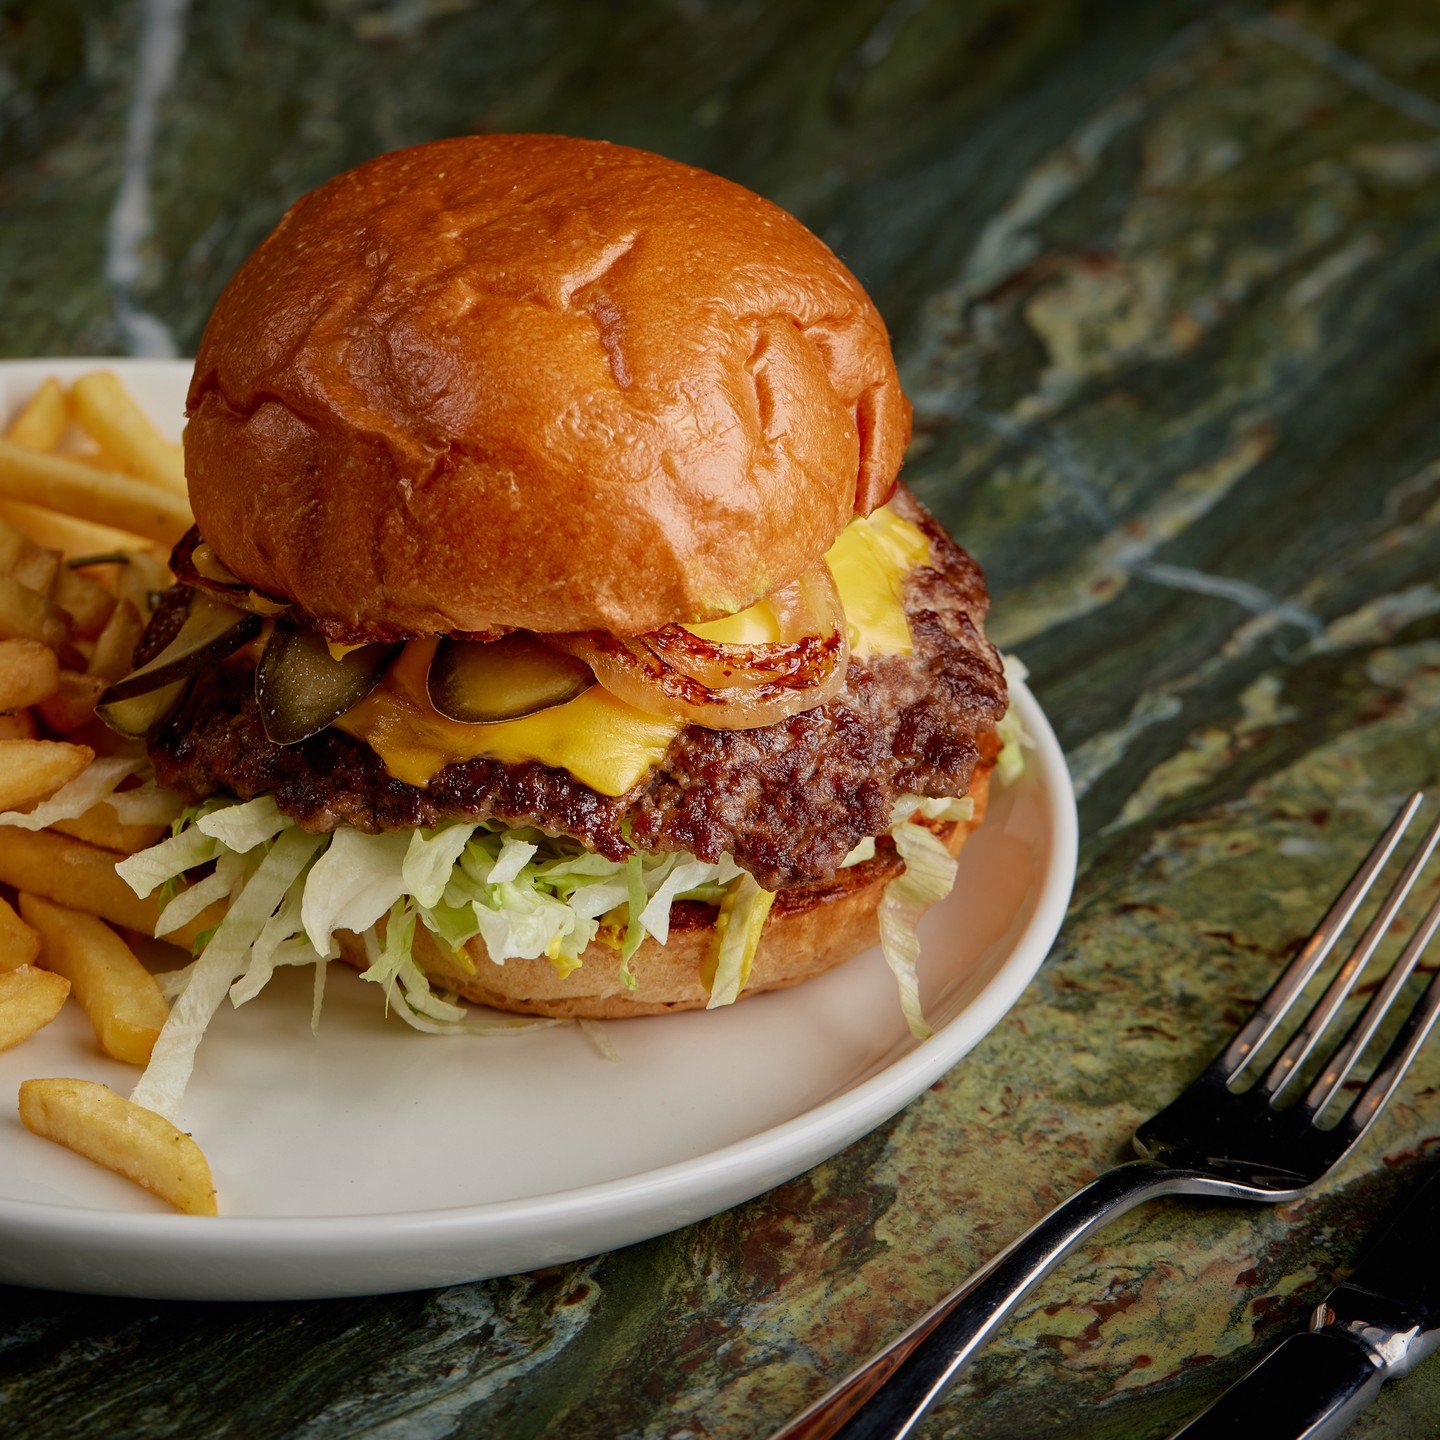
[
  {"x1": 301, "y1": 828, "x2": 412, "y2": 956},
  {"x1": 195, "y1": 794, "x2": 287, "y2": 853},
  {"x1": 132, "y1": 827, "x2": 326, "y2": 1121},
  {"x1": 878, "y1": 820, "x2": 959, "y2": 1041},
  {"x1": 402, "y1": 825, "x2": 478, "y2": 907},
  {"x1": 997, "y1": 652, "x2": 1032, "y2": 787},
  {"x1": 115, "y1": 825, "x2": 221, "y2": 898},
  {"x1": 704, "y1": 872, "x2": 776, "y2": 1009}
]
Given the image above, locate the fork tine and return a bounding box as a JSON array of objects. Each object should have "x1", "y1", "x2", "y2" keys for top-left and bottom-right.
[
  {"x1": 1263, "y1": 813, "x2": 1440, "y2": 1100},
  {"x1": 1304, "y1": 889, "x2": 1440, "y2": 1119},
  {"x1": 1339, "y1": 957, "x2": 1440, "y2": 1139},
  {"x1": 1220, "y1": 793, "x2": 1423, "y2": 1082}
]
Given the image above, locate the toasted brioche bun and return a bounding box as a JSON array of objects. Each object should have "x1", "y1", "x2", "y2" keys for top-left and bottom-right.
[
  {"x1": 185, "y1": 134, "x2": 910, "y2": 641},
  {"x1": 338, "y1": 761, "x2": 991, "y2": 1020}
]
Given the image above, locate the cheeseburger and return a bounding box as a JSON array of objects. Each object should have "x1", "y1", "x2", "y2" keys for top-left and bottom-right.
[{"x1": 104, "y1": 136, "x2": 1011, "y2": 1103}]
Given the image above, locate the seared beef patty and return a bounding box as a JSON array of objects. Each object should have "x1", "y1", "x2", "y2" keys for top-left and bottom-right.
[{"x1": 142, "y1": 490, "x2": 1006, "y2": 890}]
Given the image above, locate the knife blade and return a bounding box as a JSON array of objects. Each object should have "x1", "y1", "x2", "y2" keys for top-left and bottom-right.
[{"x1": 1171, "y1": 1165, "x2": 1440, "y2": 1440}]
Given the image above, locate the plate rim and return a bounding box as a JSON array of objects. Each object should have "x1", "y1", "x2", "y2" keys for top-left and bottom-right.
[{"x1": 0, "y1": 357, "x2": 1077, "y2": 1284}]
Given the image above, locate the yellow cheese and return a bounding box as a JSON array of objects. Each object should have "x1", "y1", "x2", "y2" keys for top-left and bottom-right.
[
  {"x1": 689, "y1": 505, "x2": 930, "y2": 655},
  {"x1": 685, "y1": 598, "x2": 781, "y2": 645},
  {"x1": 824, "y1": 504, "x2": 931, "y2": 658},
  {"x1": 334, "y1": 640, "x2": 681, "y2": 797},
  {"x1": 337, "y1": 503, "x2": 931, "y2": 794}
]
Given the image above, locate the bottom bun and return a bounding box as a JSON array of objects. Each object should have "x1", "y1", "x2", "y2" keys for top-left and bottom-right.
[{"x1": 340, "y1": 760, "x2": 993, "y2": 1020}]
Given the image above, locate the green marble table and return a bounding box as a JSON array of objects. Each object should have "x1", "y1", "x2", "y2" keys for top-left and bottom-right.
[{"x1": 4, "y1": 1, "x2": 1440, "y2": 1435}]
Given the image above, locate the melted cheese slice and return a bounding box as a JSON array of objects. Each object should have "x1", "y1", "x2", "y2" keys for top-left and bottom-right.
[
  {"x1": 825, "y1": 503, "x2": 932, "y2": 658},
  {"x1": 335, "y1": 640, "x2": 681, "y2": 797},
  {"x1": 336, "y1": 503, "x2": 931, "y2": 796}
]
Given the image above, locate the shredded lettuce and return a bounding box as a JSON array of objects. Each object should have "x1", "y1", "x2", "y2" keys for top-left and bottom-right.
[
  {"x1": 118, "y1": 808, "x2": 756, "y2": 1116},
  {"x1": 879, "y1": 820, "x2": 958, "y2": 1041},
  {"x1": 996, "y1": 653, "x2": 1032, "y2": 786},
  {"x1": 704, "y1": 873, "x2": 776, "y2": 1009},
  {"x1": 578, "y1": 1016, "x2": 621, "y2": 1062}
]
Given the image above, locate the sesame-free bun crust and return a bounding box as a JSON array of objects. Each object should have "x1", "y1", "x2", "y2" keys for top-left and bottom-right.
[
  {"x1": 186, "y1": 134, "x2": 910, "y2": 640},
  {"x1": 339, "y1": 762, "x2": 990, "y2": 1019}
]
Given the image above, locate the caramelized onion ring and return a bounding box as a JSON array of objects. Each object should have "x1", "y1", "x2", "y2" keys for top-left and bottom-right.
[{"x1": 553, "y1": 563, "x2": 849, "y2": 730}]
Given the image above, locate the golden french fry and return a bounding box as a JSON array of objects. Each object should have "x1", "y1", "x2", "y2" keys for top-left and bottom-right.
[
  {"x1": 11, "y1": 545, "x2": 60, "y2": 599},
  {"x1": 0, "y1": 575, "x2": 70, "y2": 647},
  {"x1": 69, "y1": 372, "x2": 187, "y2": 496},
  {"x1": 18, "y1": 1078, "x2": 217, "y2": 1215},
  {"x1": 4, "y1": 379, "x2": 68, "y2": 451},
  {"x1": 86, "y1": 598, "x2": 143, "y2": 682},
  {"x1": 0, "y1": 639, "x2": 59, "y2": 711},
  {"x1": 0, "y1": 896, "x2": 41, "y2": 971},
  {"x1": 0, "y1": 517, "x2": 29, "y2": 575},
  {"x1": 54, "y1": 566, "x2": 116, "y2": 639},
  {"x1": 0, "y1": 500, "x2": 150, "y2": 560},
  {"x1": 0, "y1": 828, "x2": 220, "y2": 948},
  {"x1": 0, "y1": 709, "x2": 36, "y2": 741},
  {"x1": 0, "y1": 738, "x2": 92, "y2": 810},
  {"x1": 0, "y1": 439, "x2": 191, "y2": 546},
  {"x1": 20, "y1": 893, "x2": 168, "y2": 1065},
  {"x1": 0, "y1": 966, "x2": 70, "y2": 1051},
  {"x1": 52, "y1": 803, "x2": 168, "y2": 855},
  {"x1": 36, "y1": 671, "x2": 105, "y2": 734}
]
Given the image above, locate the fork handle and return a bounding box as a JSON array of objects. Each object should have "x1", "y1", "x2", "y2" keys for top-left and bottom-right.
[{"x1": 772, "y1": 1161, "x2": 1193, "y2": 1440}]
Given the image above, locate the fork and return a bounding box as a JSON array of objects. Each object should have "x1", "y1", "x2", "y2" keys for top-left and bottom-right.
[{"x1": 772, "y1": 793, "x2": 1440, "y2": 1440}]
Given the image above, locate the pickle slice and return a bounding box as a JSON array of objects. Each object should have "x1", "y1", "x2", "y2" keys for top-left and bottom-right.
[
  {"x1": 100, "y1": 592, "x2": 259, "y2": 704},
  {"x1": 96, "y1": 679, "x2": 189, "y2": 739},
  {"x1": 257, "y1": 624, "x2": 397, "y2": 745},
  {"x1": 427, "y1": 634, "x2": 594, "y2": 724}
]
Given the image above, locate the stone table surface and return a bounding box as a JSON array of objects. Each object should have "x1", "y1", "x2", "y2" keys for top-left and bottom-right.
[{"x1": 3, "y1": 1, "x2": 1440, "y2": 1436}]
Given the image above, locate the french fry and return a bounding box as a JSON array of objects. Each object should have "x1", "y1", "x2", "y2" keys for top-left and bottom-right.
[
  {"x1": 0, "y1": 439, "x2": 191, "y2": 546},
  {"x1": 0, "y1": 966, "x2": 70, "y2": 1051},
  {"x1": 0, "y1": 738, "x2": 92, "y2": 810},
  {"x1": 69, "y1": 372, "x2": 188, "y2": 496},
  {"x1": 4, "y1": 379, "x2": 67, "y2": 451},
  {"x1": 0, "y1": 575, "x2": 70, "y2": 647},
  {"x1": 0, "y1": 639, "x2": 59, "y2": 711},
  {"x1": 54, "y1": 566, "x2": 116, "y2": 638},
  {"x1": 0, "y1": 500, "x2": 150, "y2": 560},
  {"x1": 11, "y1": 545, "x2": 60, "y2": 598},
  {"x1": 0, "y1": 518, "x2": 27, "y2": 574},
  {"x1": 0, "y1": 828, "x2": 221, "y2": 948},
  {"x1": 36, "y1": 671, "x2": 105, "y2": 734},
  {"x1": 0, "y1": 896, "x2": 41, "y2": 971},
  {"x1": 20, "y1": 894, "x2": 168, "y2": 1065},
  {"x1": 0, "y1": 710, "x2": 36, "y2": 740},
  {"x1": 18, "y1": 1079, "x2": 218, "y2": 1215},
  {"x1": 52, "y1": 803, "x2": 168, "y2": 855},
  {"x1": 85, "y1": 597, "x2": 143, "y2": 682}
]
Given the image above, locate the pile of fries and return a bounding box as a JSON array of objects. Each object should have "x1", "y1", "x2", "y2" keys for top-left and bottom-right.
[{"x1": 0, "y1": 372, "x2": 217, "y2": 1216}]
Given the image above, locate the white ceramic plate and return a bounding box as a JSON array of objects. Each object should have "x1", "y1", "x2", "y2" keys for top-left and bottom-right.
[{"x1": 0, "y1": 359, "x2": 1077, "y2": 1300}]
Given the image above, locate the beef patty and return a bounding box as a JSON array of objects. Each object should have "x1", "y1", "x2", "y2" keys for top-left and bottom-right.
[{"x1": 142, "y1": 490, "x2": 1007, "y2": 890}]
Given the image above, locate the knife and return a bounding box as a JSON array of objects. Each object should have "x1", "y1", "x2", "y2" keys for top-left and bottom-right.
[{"x1": 1170, "y1": 1166, "x2": 1440, "y2": 1440}]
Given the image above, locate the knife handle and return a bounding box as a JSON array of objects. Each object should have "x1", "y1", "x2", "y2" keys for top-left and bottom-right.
[{"x1": 1169, "y1": 1330, "x2": 1384, "y2": 1440}]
